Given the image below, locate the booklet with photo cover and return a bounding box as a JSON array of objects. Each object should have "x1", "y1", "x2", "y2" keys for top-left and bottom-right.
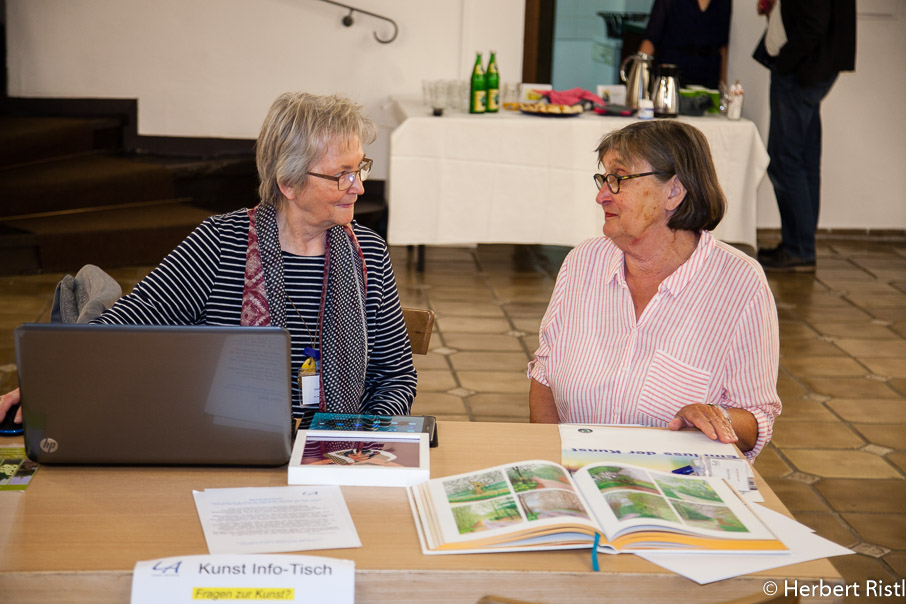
[
  {"x1": 407, "y1": 459, "x2": 786, "y2": 555},
  {"x1": 558, "y1": 425, "x2": 761, "y2": 501},
  {"x1": 289, "y1": 429, "x2": 429, "y2": 488}
]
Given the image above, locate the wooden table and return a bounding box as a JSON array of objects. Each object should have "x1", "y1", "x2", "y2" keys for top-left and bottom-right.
[{"x1": 0, "y1": 422, "x2": 842, "y2": 603}]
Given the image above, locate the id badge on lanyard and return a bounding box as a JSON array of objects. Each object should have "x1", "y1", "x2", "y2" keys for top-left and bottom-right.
[{"x1": 298, "y1": 347, "x2": 321, "y2": 408}]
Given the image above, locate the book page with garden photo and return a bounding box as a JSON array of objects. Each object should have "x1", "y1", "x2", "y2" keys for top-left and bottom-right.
[{"x1": 407, "y1": 459, "x2": 786, "y2": 556}]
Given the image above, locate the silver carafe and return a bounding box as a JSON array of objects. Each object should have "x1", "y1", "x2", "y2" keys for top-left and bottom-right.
[
  {"x1": 619, "y1": 52, "x2": 653, "y2": 110},
  {"x1": 652, "y1": 64, "x2": 680, "y2": 117}
]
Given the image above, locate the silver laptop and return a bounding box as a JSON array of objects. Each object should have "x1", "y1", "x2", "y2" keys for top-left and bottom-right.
[{"x1": 14, "y1": 324, "x2": 293, "y2": 466}]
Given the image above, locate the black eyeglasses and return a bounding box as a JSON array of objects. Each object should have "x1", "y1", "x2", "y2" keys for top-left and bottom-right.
[
  {"x1": 307, "y1": 158, "x2": 373, "y2": 191},
  {"x1": 593, "y1": 171, "x2": 667, "y2": 194}
]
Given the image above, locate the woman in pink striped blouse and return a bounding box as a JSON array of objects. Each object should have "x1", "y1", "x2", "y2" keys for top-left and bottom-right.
[{"x1": 529, "y1": 121, "x2": 781, "y2": 459}]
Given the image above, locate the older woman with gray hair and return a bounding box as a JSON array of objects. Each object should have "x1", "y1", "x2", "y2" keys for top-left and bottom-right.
[
  {"x1": 0, "y1": 92, "x2": 417, "y2": 426},
  {"x1": 529, "y1": 120, "x2": 781, "y2": 459}
]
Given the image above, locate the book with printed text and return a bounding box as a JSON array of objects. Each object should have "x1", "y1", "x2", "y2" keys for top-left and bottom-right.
[{"x1": 558, "y1": 425, "x2": 761, "y2": 500}]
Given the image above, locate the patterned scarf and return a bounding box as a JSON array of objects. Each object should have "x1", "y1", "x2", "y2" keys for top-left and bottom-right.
[{"x1": 242, "y1": 203, "x2": 368, "y2": 413}]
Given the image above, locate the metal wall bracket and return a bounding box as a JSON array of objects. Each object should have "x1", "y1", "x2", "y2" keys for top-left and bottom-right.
[{"x1": 316, "y1": 0, "x2": 399, "y2": 44}]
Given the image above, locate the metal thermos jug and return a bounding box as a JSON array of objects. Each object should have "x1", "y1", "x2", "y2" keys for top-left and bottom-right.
[
  {"x1": 652, "y1": 64, "x2": 680, "y2": 117},
  {"x1": 619, "y1": 52, "x2": 653, "y2": 110}
]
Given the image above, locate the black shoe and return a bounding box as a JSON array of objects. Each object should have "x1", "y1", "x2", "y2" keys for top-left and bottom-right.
[
  {"x1": 759, "y1": 249, "x2": 816, "y2": 272},
  {"x1": 757, "y1": 244, "x2": 784, "y2": 262}
]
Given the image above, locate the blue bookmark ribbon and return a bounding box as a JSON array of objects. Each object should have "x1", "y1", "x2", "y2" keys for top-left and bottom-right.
[{"x1": 591, "y1": 533, "x2": 601, "y2": 571}]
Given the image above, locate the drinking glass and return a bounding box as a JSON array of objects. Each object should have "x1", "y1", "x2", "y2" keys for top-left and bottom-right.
[
  {"x1": 425, "y1": 80, "x2": 445, "y2": 113},
  {"x1": 502, "y1": 83, "x2": 522, "y2": 110}
]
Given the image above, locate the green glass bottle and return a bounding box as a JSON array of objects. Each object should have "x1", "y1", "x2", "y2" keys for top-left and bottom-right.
[
  {"x1": 469, "y1": 52, "x2": 486, "y2": 114},
  {"x1": 486, "y1": 51, "x2": 499, "y2": 113}
]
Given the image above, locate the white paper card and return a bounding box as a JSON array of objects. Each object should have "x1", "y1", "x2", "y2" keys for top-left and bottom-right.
[
  {"x1": 193, "y1": 486, "x2": 361, "y2": 554},
  {"x1": 300, "y1": 374, "x2": 320, "y2": 408},
  {"x1": 637, "y1": 505, "x2": 853, "y2": 584},
  {"x1": 131, "y1": 554, "x2": 354, "y2": 604},
  {"x1": 700, "y1": 456, "x2": 751, "y2": 493},
  {"x1": 596, "y1": 84, "x2": 627, "y2": 104}
]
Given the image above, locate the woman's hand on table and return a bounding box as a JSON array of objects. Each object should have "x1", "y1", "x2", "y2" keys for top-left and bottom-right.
[
  {"x1": 0, "y1": 388, "x2": 22, "y2": 424},
  {"x1": 669, "y1": 404, "x2": 759, "y2": 453},
  {"x1": 669, "y1": 403, "x2": 738, "y2": 444}
]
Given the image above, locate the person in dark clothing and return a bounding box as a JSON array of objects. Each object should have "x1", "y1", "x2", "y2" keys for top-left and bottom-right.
[
  {"x1": 755, "y1": 0, "x2": 857, "y2": 271},
  {"x1": 640, "y1": 0, "x2": 732, "y2": 90}
]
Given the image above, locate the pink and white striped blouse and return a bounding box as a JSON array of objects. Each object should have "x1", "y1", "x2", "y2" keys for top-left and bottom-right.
[{"x1": 529, "y1": 231, "x2": 781, "y2": 459}]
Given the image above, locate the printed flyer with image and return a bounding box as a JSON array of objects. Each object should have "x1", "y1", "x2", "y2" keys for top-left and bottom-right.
[{"x1": 0, "y1": 447, "x2": 39, "y2": 491}]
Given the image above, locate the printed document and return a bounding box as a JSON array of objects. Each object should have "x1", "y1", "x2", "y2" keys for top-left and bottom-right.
[{"x1": 193, "y1": 486, "x2": 361, "y2": 554}]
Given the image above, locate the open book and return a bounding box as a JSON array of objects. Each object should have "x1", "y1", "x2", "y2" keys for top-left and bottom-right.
[{"x1": 408, "y1": 459, "x2": 787, "y2": 555}]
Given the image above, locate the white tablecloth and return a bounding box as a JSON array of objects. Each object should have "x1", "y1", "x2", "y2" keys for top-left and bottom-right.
[{"x1": 387, "y1": 97, "x2": 768, "y2": 250}]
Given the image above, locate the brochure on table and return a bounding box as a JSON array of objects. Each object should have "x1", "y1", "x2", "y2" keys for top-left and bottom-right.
[
  {"x1": 558, "y1": 424, "x2": 762, "y2": 502},
  {"x1": 131, "y1": 554, "x2": 354, "y2": 604},
  {"x1": 193, "y1": 486, "x2": 361, "y2": 555},
  {"x1": 289, "y1": 429, "x2": 429, "y2": 487}
]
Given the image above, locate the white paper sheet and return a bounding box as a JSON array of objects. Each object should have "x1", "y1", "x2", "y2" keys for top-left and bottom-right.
[
  {"x1": 636, "y1": 504, "x2": 853, "y2": 584},
  {"x1": 193, "y1": 486, "x2": 361, "y2": 555}
]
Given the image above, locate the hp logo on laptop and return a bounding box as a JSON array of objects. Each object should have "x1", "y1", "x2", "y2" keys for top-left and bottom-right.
[{"x1": 39, "y1": 438, "x2": 59, "y2": 453}]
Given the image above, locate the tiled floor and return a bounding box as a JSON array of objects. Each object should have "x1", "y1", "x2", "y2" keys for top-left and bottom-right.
[{"x1": 1, "y1": 232, "x2": 904, "y2": 599}]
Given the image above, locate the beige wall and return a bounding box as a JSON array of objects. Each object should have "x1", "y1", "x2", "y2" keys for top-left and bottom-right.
[
  {"x1": 6, "y1": 0, "x2": 905, "y2": 230},
  {"x1": 6, "y1": 0, "x2": 524, "y2": 181}
]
